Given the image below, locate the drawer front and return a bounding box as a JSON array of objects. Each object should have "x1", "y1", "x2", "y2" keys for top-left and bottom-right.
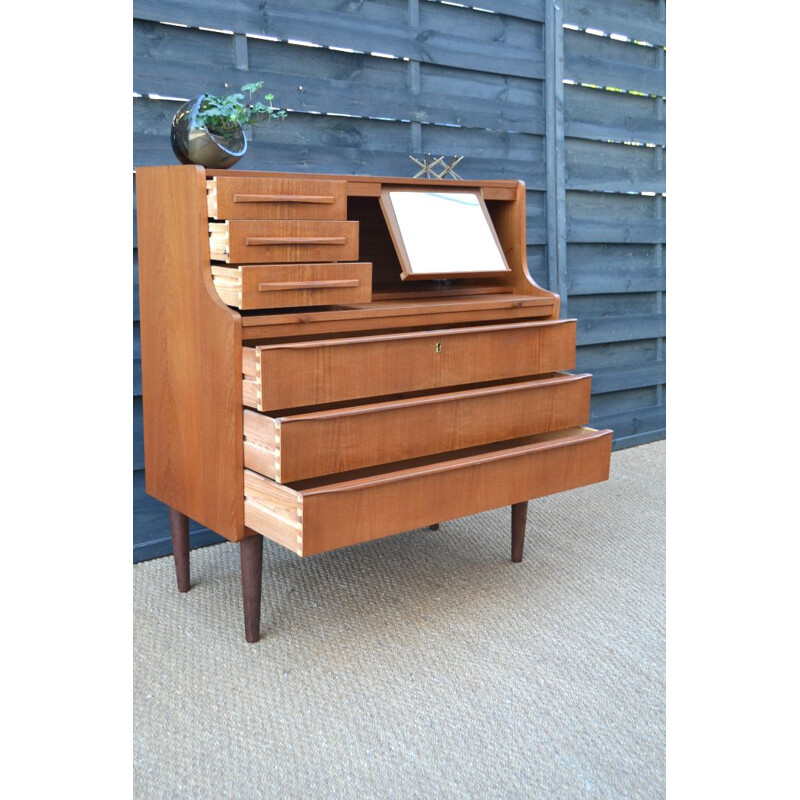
[
  {"x1": 213, "y1": 262, "x2": 372, "y2": 310},
  {"x1": 207, "y1": 176, "x2": 347, "y2": 220},
  {"x1": 244, "y1": 426, "x2": 612, "y2": 556},
  {"x1": 210, "y1": 220, "x2": 359, "y2": 263},
  {"x1": 244, "y1": 372, "x2": 592, "y2": 482},
  {"x1": 242, "y1": 319, "x2": 577, "y2": 411}
]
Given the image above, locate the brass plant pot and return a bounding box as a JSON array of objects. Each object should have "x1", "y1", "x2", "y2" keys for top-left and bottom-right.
[{"x1": 170, "y1": 95, "x2": 248, "y2": 169}]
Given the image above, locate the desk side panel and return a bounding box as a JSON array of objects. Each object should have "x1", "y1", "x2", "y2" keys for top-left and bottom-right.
[
  {"x1": 489, "y1": 181, "x2": 560, "y2": 317},
  {"x1": 136, "y1": 165, "x2": 244, "y2": 542}
]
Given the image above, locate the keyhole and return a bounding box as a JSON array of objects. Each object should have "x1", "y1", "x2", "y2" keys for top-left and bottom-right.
[{"x1": 435, "y1": 342, "x2": 442, "y2": 354}]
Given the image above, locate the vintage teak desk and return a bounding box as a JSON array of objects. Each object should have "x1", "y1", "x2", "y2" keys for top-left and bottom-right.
[{"x1": 136, "y1": 165, "x2": 612, "y2": 642}]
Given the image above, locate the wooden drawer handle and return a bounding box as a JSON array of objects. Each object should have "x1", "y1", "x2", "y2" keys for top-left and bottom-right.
[
  {"x1": 234, "y1": 193, "x2": 336, "y2": 204},
  {"x1": 245, "y1": 236, "x2": 347, "y2": 247},
  {"x1": 258, "y1": 279, "x2": 360, "y2": 292}
]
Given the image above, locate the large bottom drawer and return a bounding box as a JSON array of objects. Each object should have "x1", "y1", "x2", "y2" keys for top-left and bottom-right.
[{"x1": 244, "y1": 426, "x2": 612, "y2": 556}]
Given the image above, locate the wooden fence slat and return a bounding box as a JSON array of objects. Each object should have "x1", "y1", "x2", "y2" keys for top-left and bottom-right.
[
  {"x1": 566, "y1": 138, "x2": 666, "y2": 193},
  {"x1": 567, "y1": 218, "x2": 666, "y2": 244},
  {"x1": 431, "y1": 0, "x2": 545, "y2": 22},
  {"x1": 577, "y1": 313, "x2": 666, "y2": 345},
  {"x1": 569, "y1": 290, "x2": 662, "y2": 318},
  {"x1": 564, "y1": 81, "x2": 666, "y2": 138},
  {"x1": 586, "y1": 361, "x2": 665, "y2": 394},
  {"x1": 576, "y1": 338, "x2": 659, "y2": 370},
  {"x1": 567, "y1": 242, "x2": 665, "y2": 294},
  {"x1": 563, "y1": 0, "x2": 666, "y2": 46},
  {"x1": 589, "y1": 402, "x2": 666, "y2": 441},
  {"x1": 420, "y1": 0, "x2": 542, "y2": 48},
  {"x1": 568, "y1": 271, "x2": 665, "y2": 294},
  {"x1": 565, "y1": 52, "x2": 665, "y2": 96},
  {"x1": 565, "y1": 111, "x2": 666, "y2": 147},
  {"x1": 133, "y1": 0, "x2": 545, "y2": 79}
]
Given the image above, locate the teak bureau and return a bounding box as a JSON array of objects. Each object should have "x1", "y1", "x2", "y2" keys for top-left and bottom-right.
[{"x1": 136, "y1": 165, "x2": 612, "y2": 642}]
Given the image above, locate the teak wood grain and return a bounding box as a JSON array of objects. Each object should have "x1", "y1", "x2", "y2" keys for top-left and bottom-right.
[
  {"x1": 239, "y1": 293, "x2": 556, "y2": 341},
  {"x1": 136, "y1": 165, "x2": 244, "y2": 540},
  {"x1": 243, "y1": 319, "x2": 576, "y2": 410},
  {"x1": 210, "y1": 220, "x2": 359, "y2": 263},
  {"x1": 135, "y1": 165, "x2": 612, "y2": 642},
  {"x1": 244, "y1": 427, "x2": 612, "y2": 556},
  {"x1": 243, "y1": 372, "x2": 592, "y2": 482},
  {"x1": 212, "y1": 262, "x2": 372, "y2": 309},
  {"x1": 208, "y1": 176, "x2": 347, "y2": 220}
]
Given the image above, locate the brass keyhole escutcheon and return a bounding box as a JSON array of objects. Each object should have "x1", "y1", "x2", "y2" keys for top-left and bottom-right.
[{"x1": 435, "y1": 342, "x2": 442, "y2": 354}]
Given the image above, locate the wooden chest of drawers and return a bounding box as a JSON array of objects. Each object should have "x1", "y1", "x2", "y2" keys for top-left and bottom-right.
[{"x1": 136, "y1": 165, "x2": 611, "y2": 642}]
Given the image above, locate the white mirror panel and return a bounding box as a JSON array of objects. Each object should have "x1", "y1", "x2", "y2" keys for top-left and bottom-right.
[{"x1": 383, "y1": 190, "x2": 509, "y2": 278}]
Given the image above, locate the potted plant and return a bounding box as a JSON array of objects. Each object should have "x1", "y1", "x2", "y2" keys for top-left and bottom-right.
[{"x1": 171, "y1": 82, "x2": 287, "y2": 169}]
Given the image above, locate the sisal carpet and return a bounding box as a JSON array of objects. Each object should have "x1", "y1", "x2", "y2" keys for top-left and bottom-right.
[{"x1": 133, "y1": 440, "x2": 665, "y2": 799}]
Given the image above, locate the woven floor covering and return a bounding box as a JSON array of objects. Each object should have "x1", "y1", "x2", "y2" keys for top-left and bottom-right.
[{"x1": 134, "y1": 440, "x2": 665, "y2": 799}]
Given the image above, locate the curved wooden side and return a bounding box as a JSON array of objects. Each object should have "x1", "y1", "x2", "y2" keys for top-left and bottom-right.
[
  {"x1": 136, "y1": 165, "x2": 245, "y2": 541},
  {"x1": 489, "y1": 180, "x2": 561, "y2": 318}
]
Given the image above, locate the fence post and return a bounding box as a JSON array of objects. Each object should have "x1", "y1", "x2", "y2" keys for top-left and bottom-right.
[
  {"x1": 408, "y1": 1, "x2": 422, "y2": 154},
  {"x1": 655, "y1": 0, "x2": 665, "y2": 408},
  {"x1": 545, "y1": 0, "x2": 567, "y2": 316}
]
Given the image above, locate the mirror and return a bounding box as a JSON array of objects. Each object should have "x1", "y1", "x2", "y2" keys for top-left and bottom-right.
[{"x1": 380, "y1": 188, "x2": 510, "y2": 280}]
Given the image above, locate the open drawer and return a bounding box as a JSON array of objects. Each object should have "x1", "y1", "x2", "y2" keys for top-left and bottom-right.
[
  {"x1": 213, "y1": 262, "x2": 372, "y2": 309},
  {"x1": 242, "y1": 319, "x2": 577, "y2": 411},
  {"x1": 244, "y1": 426, "x2": 612, "y2": 556},
  {"x1": 244, "y1": 372, "x2": 592, "y2": 482},
  {"x1": 207, "y1": 176, "x2": 347, "y2": 220},
  {"x1": 209, "y1": 220, "x2": 359, "y2": 263}
]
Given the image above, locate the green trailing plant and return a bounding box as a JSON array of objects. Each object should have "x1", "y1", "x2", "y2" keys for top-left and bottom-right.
[{"x1": 194, "y1": 82, "x2": 287, "y2": 137}]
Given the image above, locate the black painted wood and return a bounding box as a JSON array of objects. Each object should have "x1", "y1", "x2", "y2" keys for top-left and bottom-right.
[
  {"x1": 563, "y1": 0, "x2": 666, "y2": 46},
  {"x1": 564, "y1": 84, "x2": 665, "y2": 146},
  {"x1": 133, "y1": 21, "x2": 547, "y2": 134},
  {"x1": 545, "y1": 0, "x2": 567, "y2": 316},
  {"x1": 576, "y1": 313, "x2": 666, "y2": 346},
  {"x1": 133, "y1": 0, "x2": 546, "y2": 79}
]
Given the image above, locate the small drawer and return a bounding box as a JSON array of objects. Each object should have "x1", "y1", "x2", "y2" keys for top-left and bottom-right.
[
  {"x1": 207, "y1": 176, "x2": 347, "y2": 220},
  {"x1": 244, "y1": 372, "x2": 592, "y2": 482},
  {"x1": 212, "y1": 262, "x2": 372, "y2": 310},
  {"x1": 210, "y1": 220, "x2": 359, "y2": 264},
  {"x1": 242, "y1": 319, "x2": 576, "y2": 411},
  {"x1": 243, "y1": 426, "x2": 613, "y2": 556}
]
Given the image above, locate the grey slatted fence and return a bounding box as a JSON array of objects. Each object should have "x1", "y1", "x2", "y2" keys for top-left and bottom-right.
[
  {"x1": 132, "y1": 0, "x2": 665, "y2": 562},
  {"x1": 562, "y1": 0, "x2": 666, "y2": 445}
]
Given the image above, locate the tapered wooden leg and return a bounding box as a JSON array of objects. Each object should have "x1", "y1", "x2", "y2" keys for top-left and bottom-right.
[
  {"x1": 240, "y1": 535, "x2": 264, "y2": 643},
  {"x1": 429, "y1": 523, "x2": 440, "y2": 530},
  {"x1": 168, "y1": 507, "x2": 191, "y2": 592},
  {"x1": 511, "y1": 501, "x2": 528, "y2": 563}
]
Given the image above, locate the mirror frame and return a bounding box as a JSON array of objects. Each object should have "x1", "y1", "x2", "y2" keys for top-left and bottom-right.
[{"x1": 379, "y1": 187, "x2": 511, "y2": 281}]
